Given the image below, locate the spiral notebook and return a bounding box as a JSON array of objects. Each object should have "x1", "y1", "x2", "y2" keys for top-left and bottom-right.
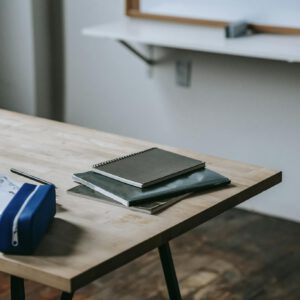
[{"x1": 92, "y1": 147, "x2": 205, "y2": 188}]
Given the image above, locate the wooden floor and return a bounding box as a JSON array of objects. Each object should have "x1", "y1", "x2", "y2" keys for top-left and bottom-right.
[{"x1": 1, "y1": 209, "x2": 299, "y2": 300}]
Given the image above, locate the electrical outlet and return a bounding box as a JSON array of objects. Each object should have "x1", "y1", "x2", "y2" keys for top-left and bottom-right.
[{"x1": 175, "y1": 60, "x2": 192, "y2": 87}]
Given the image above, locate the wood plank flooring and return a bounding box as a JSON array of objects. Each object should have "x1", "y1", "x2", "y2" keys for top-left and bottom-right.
[{"x1": 0, "y1": 208, "x2": 299, "y2": 300}]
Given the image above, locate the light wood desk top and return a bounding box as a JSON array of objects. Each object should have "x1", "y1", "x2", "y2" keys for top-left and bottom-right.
[{"x1": 0, "y1": 109, "x2": 281, "y2": 292}]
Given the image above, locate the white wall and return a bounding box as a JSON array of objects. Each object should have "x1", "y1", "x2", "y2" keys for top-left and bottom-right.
[
  {"x1": 64, "y1": 0, "x2": 300, "y2": 222},
  {"x1": 0, "y1": 0, "x2": 35, "y2": 115},
  {"x1": 0, "y1": 0, "x2": 56, "y2": 119}
]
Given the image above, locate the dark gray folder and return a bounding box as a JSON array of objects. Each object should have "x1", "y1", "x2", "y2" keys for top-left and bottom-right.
[
  {"x1": 68, "y1": 185, "x2": 189, "y2": 215},
  {"x1": 73, "y1": 169, "x2": 230, "y2": 207},
  {"x1": 92, "y1": 148, "x2": 205, "y2": 188}
]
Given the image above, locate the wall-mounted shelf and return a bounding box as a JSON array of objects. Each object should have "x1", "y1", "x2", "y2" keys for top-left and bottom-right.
[{"x1": 82, "y1": 18, "x2": 300, "y2": 63}]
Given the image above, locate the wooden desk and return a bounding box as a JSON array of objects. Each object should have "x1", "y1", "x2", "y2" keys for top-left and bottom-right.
[{"x1": 0, "y1": 109, "x2": 281, "y2": 300}]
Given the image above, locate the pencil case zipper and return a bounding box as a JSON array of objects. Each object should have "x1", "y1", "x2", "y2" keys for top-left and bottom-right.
[{"x1": 11, "y1": 186, "x2": 39, "y2": 247}]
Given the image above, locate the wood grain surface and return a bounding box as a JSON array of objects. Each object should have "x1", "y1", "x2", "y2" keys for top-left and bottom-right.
[{"x1": 0, "y1": 109, "x2": 281, "y2": 292}]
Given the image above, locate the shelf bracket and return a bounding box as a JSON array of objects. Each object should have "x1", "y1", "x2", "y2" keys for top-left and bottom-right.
[{"x1": 118, "y1": 40, "x2": 155, "y2": 66}]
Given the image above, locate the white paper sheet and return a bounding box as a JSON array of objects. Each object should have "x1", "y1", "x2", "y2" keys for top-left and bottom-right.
[{"x1": 0, "y1": 175, "x2": 22, "y2": 214}]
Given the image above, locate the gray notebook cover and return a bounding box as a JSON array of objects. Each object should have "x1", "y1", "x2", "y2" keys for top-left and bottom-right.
[
  {"x1": 73, "y1": 168, "x2": 230, "y2": 207},
  {"x1": 92, "y1": 148, "x2": 205, "y2": 188}
]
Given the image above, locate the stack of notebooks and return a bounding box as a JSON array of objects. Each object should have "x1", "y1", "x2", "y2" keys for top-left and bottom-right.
[{"x1": 69, "y1": 148, "x2": 231, "y2": 214}]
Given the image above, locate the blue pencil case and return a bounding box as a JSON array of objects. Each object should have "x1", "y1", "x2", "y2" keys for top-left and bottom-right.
[{"x1": 0, "y1": 183, "x2": 56, "y2": 255}]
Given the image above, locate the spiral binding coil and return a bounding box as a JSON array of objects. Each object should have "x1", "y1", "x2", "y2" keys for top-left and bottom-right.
[{"x1": 93, "y1": 147, "x2": 156, "y2": 169}]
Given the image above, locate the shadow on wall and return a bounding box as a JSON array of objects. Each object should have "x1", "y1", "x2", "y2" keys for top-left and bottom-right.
[{"x1": 31, "y1": 0, "x2": 66, "y2": 121}]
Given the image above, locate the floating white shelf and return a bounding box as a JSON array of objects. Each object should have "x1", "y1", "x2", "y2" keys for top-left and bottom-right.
[{"x1": 82, "y1": 18, "x2": 300, "y2": 63}]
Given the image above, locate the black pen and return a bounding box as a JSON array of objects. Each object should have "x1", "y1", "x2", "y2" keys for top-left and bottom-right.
[{"x1": 10, "y1": 168, "x2": 56, "y2": 188}]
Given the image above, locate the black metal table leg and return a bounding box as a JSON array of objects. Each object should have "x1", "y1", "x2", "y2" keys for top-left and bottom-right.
[
  {"x1": 10, "y1": 276, "x2": 25, "y2": 300},
  {"x1": 158, "y1": 242, "x2": 182, "y2": 300},
  {"x1": 60, "y1": 292, "x2": 74, "y2": 300}
]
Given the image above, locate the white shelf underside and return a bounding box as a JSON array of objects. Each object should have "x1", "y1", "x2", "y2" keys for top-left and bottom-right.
[{"x1": 82, "y1": 19, "x2": 300, "y2": 63}]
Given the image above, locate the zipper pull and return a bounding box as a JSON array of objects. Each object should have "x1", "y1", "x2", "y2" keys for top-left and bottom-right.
[
  {"x1": 11, "y1": 185, "x2": 39, "y2": 248},
  {"x1": 12, "y1": 230, "x2": 19, "y2": 247}
]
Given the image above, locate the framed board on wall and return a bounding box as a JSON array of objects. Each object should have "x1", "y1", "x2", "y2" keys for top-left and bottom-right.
[{"x1": 126, "y1": 0, "x2": 300, "y2": 35}]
